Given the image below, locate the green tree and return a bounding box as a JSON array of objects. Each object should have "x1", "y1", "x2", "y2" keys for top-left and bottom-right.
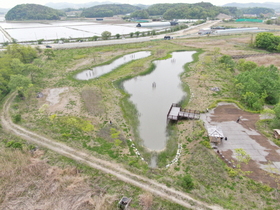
[
  {"x1": 237, "y1": 59, "x2": 257, "y2": 72},
  {"x1": 129, "y1": 32, "x2": 134, "y2": 38},
  {"x1": 219, "y1": 55, "x2": 235, "y2": 71},
  {"x1": 235, "y1": 65, "x2": 280, "y2": 108},
  {"x1": 24, "y1": 64, "x2": 42, "y2": 83},
  {"x1": 37, "y1": 39, "x2": 44, "y2": 44},
  {"x1": 116, "y1": 33, "x2": 120, "y2": 39},
  {"x1": 6, "y1": 44, "x2": 37, "y2": 63},
  {"x1": 92, "y1": 36, "x2": 99, "y2": 41},
  {"x1": 180, "y1": 174, "x2": 194, "y2": 191},
  {"x1": 255, "y1": 32, "x2": 280, "y2": 52},
  {"x1": 101, "y1": 31, "x2": 111, "y2": 40},
  {"x1": 8, "y1": 75, "x2": 32, "y2": 93},
  {"x1": 266, "y1": 19, "x2": 273, "y2": 24},
  {"x1": 44, "y1": 49, "x2": 55, "y2": 60},
  {"x1": 272, "y1": 103, "x2": 280, "y2": 127},
  {"x1": 135, "y1": 31, "x2": 140, "y2": 37}
]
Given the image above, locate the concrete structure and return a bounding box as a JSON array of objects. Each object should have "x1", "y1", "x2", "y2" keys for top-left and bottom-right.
[
  {"x1": 136, "y1": 21, "x2": 178, "y2": 27},
  {"x1": 273, "y1": 129, "x2": 280, "y2": 139},
  {"x1": 214, "y1": 27, "x2": 260, "y2": 35},
  {"x1": 198, "y1": 28, "x2": 212, "y2": 35}
]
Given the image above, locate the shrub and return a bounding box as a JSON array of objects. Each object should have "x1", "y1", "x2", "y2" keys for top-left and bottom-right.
[
  {"x1": 6, "y1": 140, "x2": 23, "y2": 149},
  {"x1": 12, "y1": 114, "x2": 21, "y2": 123},
  {"x1": 181, "y1": 174, "x2": 194, "y2": 191}
]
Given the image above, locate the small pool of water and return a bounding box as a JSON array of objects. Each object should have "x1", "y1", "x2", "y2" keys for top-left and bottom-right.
[
  {"x1": 123, "y1": 51, "x2": 195, "y2": 151},
  {"x1": 75, "y1": 51, "x2": 151, "y2": 80}
]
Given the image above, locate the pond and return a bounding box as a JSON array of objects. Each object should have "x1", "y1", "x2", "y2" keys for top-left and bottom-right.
[
  {"x1": 75, "y1": 51, "x2": 151, "y2": 80},
  {"x1": 123, "y1": 51, "x2": 195, "y2": 151}
]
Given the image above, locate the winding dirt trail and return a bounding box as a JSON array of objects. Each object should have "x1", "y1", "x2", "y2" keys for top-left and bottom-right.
[{"x1": 1, "y1": 92, "x2": 224, "y2": 210}]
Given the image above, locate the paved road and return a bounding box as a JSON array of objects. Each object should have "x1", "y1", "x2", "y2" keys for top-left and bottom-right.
[{"x1": 38, "y1": 20, "x2": 221, "y2": 50}]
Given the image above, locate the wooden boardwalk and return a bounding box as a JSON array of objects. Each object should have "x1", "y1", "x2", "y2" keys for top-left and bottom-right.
[{"x1": 167, "y1": 103, "x2": 200, "y2": 121}]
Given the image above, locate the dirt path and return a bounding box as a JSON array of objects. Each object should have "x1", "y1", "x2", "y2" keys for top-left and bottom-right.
[{"x1": 1, "y1": 92, "x2": 224, "y2": 210}]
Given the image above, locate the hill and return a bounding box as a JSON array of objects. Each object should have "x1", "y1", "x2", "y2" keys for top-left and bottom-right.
[
  {"x1": 45, "y1": 1, "x2": 116, "y2": 10},
  {"x1": 145, "y1": 2, "x2": 236, "y2": 20},
  {"x1": 81, "y1": 4, "x2": 141, "y2": 18},
  {"x1": 224, "y1": 2, "x2": 280, "y2": 12},
  {"x1": 5, "y1": 4, "x2": 65, "y2": 20},
  {"x1": 0, "y1": 8, "x2": 9, "y2": 14}
]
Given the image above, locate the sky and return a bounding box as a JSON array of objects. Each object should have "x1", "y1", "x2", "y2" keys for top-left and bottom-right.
[{"x1": 1, "y1": 0, "x2": 280, "y2": 9}]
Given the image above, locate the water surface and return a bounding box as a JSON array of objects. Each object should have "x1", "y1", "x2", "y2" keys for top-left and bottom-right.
[
  {"x1": 75, "y1": 51, "x2": 151, "y2": 80},
  {"x1": 123, "y1": 51, "x2": 195, "y2": 151}
]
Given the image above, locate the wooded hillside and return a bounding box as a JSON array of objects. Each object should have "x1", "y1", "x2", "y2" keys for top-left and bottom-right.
[
  {"x1": 81, "y1": 4, "x2": 141, "y2": 18},
  {"x1": 5, "y1": 4, "x2": 65, "y2": 20}
]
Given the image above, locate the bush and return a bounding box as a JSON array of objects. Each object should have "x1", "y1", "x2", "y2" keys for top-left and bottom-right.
[
  {"x1": 12, "y1": 114, "x2": 21, "y2": 123},
  {"x1": 200, "y1": 140, "x2": 211, "y2": 149},
  {"x1": 181, "y1": 174, "x2": 194, "y2": 191},
  {"x1": 6, "y1": 140, "x2": 23, "y2": 149}
]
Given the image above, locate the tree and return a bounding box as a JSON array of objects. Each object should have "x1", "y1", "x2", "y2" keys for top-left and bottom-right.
[
  {"x1": 129, "y1": 32, "x2": 134, "y2": 38},
  {"x1": 255, "y1": 32, "x2": 280, "y2": 52},
  {"x1": 237, "y1": 59, "x2": 257, "y2": 72},
  {"x1": 44, "y1": 49, "x2": 55, "y2": 60},
  {"x1": 235, "y1": 65, "x2": 280, "y2": 109},
  {"x1": 272, "y1": 103, "x2": 280, "y2": 127},
  {"x1": 92, "y1": 36, "x2": 99, "y2": 41},
  {"x1": 266, "y1": 19, "x2": 273, "y2": 25},
  {"x1": 6, "y1": 44, "x2": 37, "y2": 63},
  {"x1": 37, "y1": 39, "x2": 44, "y2": 44},
  {"x1": 101, "y1": 31, "x2": 111, "y2": 40},
  {"x1": 8, "y1": 75, "x2": 33, "y2": 101},
  {"x1": 135, "y1": 31, "x2": 140, "y2": 37},
  {"x1": 116, "y1": 33, "x2": 120, "y2": 39},
  {"x1": 219, "y1": 55, "x2": 235, "y2": 71},
  {"x1": 8, "y1": 75, "x2": 32, "y2": 92},
  {"x1": 24, "y1": 64, "x2": 42, "y2": 83}
]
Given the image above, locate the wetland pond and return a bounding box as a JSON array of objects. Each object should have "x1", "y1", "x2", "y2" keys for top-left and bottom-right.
[
  {"x1": 75, "y1": 50, "x2": 195, "y2": 151},
  {"x1": 75, "y1": 51, "x2": 151, "y2": 80},
  {"x1": 124, "y1": 51, "x2": 195, "y2": 151}
]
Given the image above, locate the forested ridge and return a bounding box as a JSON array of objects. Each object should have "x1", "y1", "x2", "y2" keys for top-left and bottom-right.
[
  {"x1": 240, "y1": 7, "x2": 274, "y2": 15},
  {"x1": 81, "y1": 4, "x2": 141, "y2": 18},
  {"x1": 144, "y1": 2, "x2": 236, "y2": 19},
  {"x1": 5, "y1": 4, "x2": 65, "y2": 20}
]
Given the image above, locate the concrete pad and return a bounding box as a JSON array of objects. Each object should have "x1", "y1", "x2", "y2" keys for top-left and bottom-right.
[{"x1": 202, "y1": 103, "x2": 280, "y2": 175}]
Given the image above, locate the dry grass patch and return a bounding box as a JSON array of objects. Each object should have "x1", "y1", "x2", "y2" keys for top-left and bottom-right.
[
  {"x1": 81, "y1": 86, "x2": 105, "y2": 116},
  {"x1": 247, "y1": 54, "x2": 280, "y2": 67},
  {"x1": 0, "y1": 148, "x2": 117, "y2": 210}
]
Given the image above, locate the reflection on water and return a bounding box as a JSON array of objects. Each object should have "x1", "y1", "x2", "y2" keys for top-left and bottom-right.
[
  {"x1": 75, "y1": 51, "x2": 151, "y2": 80},
  {"x1": 123, "y1": 51, "x2": 195, "y2": 151}
]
